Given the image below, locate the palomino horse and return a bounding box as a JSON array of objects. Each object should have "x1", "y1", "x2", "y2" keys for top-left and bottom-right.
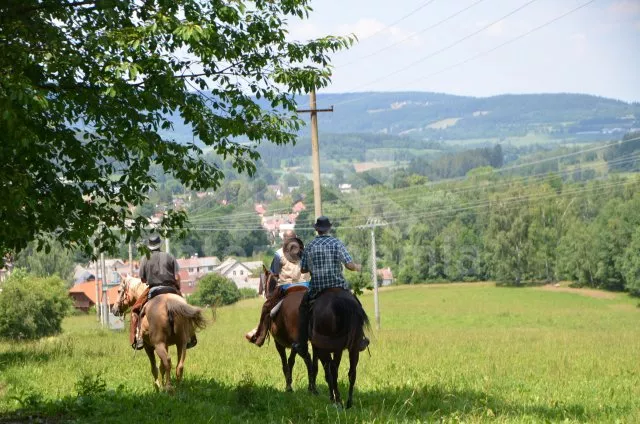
[
  {"x1": 307, "y1": 289, "x2": 369, "y2": 408},
  {"x1": 112, "y1": 276, "x2": 206, "y2": 392},
  {"x1": 260, "y1": 267, "x2": 317, "y2": 393}
]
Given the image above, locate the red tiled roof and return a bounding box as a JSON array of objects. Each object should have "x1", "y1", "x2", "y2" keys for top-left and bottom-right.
[
  {"x1": 377, "y1": 268, "x2": 394, "y2": 280},
  {"x1": 69, "y1": 280, "x2": 119, "y2": 306},
  {"x1": 292, "y1": 201, "x2": 306, "y2": 213}
]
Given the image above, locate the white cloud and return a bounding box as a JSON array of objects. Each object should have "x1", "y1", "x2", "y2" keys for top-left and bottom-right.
[
  {"x1": 609, "y1": 1, "x2": 640, "y2": 16},
  {"x1": 336, "y1": 18, "x2": 421, "y2": 46},
  {"x1": 287, "y1": 22, "x2": 324, "y2": 41}
]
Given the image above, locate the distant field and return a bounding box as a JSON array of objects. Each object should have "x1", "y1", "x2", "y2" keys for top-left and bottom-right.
[
  {"x1": 353, "y1": 161, "x2": 395, "y2": 173},
  {"x1": 1, "y1": 284, "x2": 638, "y2": 423},
  {"x1": 427, "y1": 118, "x2": 462, "y2": 129}
]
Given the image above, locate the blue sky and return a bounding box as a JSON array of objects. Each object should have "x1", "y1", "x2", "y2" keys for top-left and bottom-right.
[{"x1": 287, "y1": 0, "x2": 640, "y2": 102}]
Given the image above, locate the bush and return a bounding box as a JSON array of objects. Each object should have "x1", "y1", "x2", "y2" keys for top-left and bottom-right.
[
  {"x1": 189, "y1": 274, "x2": 241, "y2": 307},
  {"x1": 239, "y1": 288, "x2": 258, "y2": 299},
  {"x1": 0, "y1": 269, "x2": 72, "y2": 340}
]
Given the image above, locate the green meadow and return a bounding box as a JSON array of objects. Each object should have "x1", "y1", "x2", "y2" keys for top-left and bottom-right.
[{"x1": 1, "y1": 284, "x2": 639, "y2": 423}]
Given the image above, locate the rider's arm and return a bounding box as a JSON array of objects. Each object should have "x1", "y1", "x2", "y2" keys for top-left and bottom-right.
[
  {"x1": 339, "y1": 241, "x2": 360, "y2": 271},
  {"x1": 345, "y1": 262, "x2": 362, "y2": 272},
  {"x1": 270, "y1": 254, "x2": 282, "y2": 276},
  {"x1": 300, "y1": 250, "x2": 309, "y2": 274}
]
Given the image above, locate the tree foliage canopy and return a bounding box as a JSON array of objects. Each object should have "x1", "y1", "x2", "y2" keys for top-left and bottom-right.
[{"x1": 0, "y1": 0, "x2": 352, "y2": 261}]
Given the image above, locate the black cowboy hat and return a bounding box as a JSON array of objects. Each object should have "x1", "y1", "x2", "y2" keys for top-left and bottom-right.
[
  {"x1": 147, "y1": 235, "x2": 162, "y2": 251},
  {"x1": 283, "y1": 237, "x2": 304, "y2": 263},
  {"x1": 313, "y1": 216, "x2": 332, "y2": 232}
]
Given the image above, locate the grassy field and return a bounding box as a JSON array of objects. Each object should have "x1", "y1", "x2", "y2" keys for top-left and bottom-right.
[{"x1": 1, "y1": 283, "x2": 639, "y2": 423}]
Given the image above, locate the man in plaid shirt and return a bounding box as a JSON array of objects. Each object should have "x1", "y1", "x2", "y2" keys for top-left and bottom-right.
[{"x1": 292, "y1": 216, "x2": 370, "y2": 355}]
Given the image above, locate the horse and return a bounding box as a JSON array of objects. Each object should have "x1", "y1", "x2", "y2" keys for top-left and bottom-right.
[
  {"x1": 307, "y1": 289, "x2": 369, "y2": 409},
  {"x1": 259, "y1": 267, "x2": 317, "y2": 394},
  {"x1": 112, "y1": 276, "x2": 206, "y2": 392}
]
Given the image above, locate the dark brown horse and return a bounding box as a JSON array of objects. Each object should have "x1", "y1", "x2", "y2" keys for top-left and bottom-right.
[
  {"x1": 260, "y1": 267, "x2": 317, "y2": 393},
  {"x1": 307, "y1": 289, "x2": 369, "y2": 408}
]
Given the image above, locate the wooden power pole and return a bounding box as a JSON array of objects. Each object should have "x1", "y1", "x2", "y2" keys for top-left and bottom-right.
[
  {"x1": 358, "y1": 217, "x2": 388, "y2": 330},
  {"x1": 296, "y1": 88, "x2": 333, "y2": 218}
]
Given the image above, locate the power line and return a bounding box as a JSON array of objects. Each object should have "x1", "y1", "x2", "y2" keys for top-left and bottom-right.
[
  {"x1": 348, "y1": 0, "x2": 540, "y2": 91},
  {"x1": 331, "y1": 0, "x2": 596, "y2": 108},
  {"x1": 355, "y1": 0, "x2": 439, "y2": 43},
  {"x1": 337, "y1": 0, "x2": 488, "y2": 68},
  {"x1": 406, "y1": 0, "x2": 598, "y2": 86}
]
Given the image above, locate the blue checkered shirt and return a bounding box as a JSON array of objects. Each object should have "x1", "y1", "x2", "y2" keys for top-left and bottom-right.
[{"x1": 301, "y1": 235, "x2": 353, "y2": 297}]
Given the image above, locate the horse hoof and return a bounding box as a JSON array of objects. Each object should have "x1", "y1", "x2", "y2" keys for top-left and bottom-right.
[
  {"x1": 346, "y1": 400, "x2": 353, "y2": 409},
  {"x1": 285, "y1": 386, "x2": 293, "y2": 393},
  {"x1": 308, "y1": 387, "x2": 319, "y2": 395}
]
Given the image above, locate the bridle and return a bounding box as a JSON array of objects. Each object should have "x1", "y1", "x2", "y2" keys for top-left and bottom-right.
[{"x1": 115, "y1": 277, "x2": 132, "y2": 313}]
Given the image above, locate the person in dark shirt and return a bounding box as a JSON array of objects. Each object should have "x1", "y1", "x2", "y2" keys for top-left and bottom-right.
[{"x1": 130, "y1": 235, "x2": 196, "y2": 350}]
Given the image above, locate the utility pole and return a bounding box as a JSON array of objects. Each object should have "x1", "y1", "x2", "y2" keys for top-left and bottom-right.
[
  {"x1": 296, "y1": 88, "x2": 333, "y2": 218},
  {"x1": 100, "y1": 252, "x2": 106, "y2": 326},
  {"x1": 94, "y1": 250, "x2": 101, "y2": 322},
  {"x1": 129, "y1": 241, "x2": 134, "y2": 276},
  {"x1": 358, "y1": 217, "x2": 388, "y2": 330}
]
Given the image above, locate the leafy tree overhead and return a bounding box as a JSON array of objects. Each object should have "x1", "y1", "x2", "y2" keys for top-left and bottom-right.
[{"x1": 0, "y1": 0, "x2": 352, "y2": 262}]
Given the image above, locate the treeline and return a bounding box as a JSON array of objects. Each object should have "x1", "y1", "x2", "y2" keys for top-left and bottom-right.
[{"x1": 313, "y1": 175, "x2": 640, "y2": 294}]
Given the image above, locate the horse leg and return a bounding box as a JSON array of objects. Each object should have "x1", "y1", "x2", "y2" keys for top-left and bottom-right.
[
  {"x1": 175, "y1": 341, "x2": 187, "y2": 384},
  {"x1": 304, "y1": 346, "x2": 318, "y2": 395},
  {"x1": 144, "y1": 345, "x2": 161, "y2": 391},
  {"x1": 346, "y1": 348, "x2": 359, "y2": 409},
  {"x1": 275, "y1": 341, "x2": 292, "y2": 392},
  {"x1": 287, "y1": 346, "x2": 297, "y2": 390},
  {"x1": 154, "y1": 342, "x2": 173, "y2": 393},
  {"x1": 316, "y1": 350, "x2": 334, "y2": 402},
  {"x1": 332, "y1": 350, "x2": 343, "y2": 406}
]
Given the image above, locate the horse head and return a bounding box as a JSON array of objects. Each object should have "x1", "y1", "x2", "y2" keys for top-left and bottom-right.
[
  {"x1": 112, "y1": 276, "x2": 143, "y2": 316},
  {"x1": 261, "y1": 265, "x2": 278, "y2": 297}
]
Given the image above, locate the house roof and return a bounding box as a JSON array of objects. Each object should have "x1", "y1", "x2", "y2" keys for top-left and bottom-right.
[
  {"x1": 292, "y1": 201, "x2": 306, "y2": 213},
  {"x1": 198, "y1": 256, "x2": 220, "y2": 267},
  {"x1": 254, "y1": 203, "x2": 266, "y2": 215},
  {"x1": 69, "y1": 280, "x2": 120, "y2": 306},
  {"x1": 377, "y1": 267, "x2": 394, "y2": 280}
]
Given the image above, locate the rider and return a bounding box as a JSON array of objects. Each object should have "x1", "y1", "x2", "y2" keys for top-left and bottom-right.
[
  {"x1": 130, "y1": 235, "x2": 196, "y2": 350},
  {"x1": 291, "y1": 216, "x2": 370, "y2": 356},
  {"x1": 245, "y1": 229, "x2": 309, "y2": 346}
]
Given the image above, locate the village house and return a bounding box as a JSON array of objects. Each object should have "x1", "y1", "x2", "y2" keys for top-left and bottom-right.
[
  {"x1": 68, "y1": 280, "x2": 120, "y2": 312},
  {"x1": 214, "y1": 258, "x2": 262, "y2": 290},
  {"x1": 377, "y1": 267, "x2": 394, "y2": 286}
]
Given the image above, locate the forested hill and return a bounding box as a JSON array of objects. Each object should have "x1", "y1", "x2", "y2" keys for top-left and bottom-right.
[
  {"x1": 307, "y1": 92, "x2": 639, "y2": 139},
  {"x1": 166, "y1": 92, "x2": 639, "y2": 144}
]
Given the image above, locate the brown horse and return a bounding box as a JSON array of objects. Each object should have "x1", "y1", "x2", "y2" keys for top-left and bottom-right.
[
  {"x1": 260, "y1": 267, "x2": 317, "y2": 393},
  {"x1": 307, "y1": 289, "x2": 369, "y2": 408},
  {"x1": 112, "y1": 277, "x2": 206, "y2": 392}
]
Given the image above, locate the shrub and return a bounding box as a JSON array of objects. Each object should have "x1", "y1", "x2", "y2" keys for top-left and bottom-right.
[
  {"x1": 239, "y1": 288, "x2": 258, "y2": 299},
  {"x1": 0, "y1": 269, "x2": 72, "y2": 340},
  {"x1": 189, "y1": 274, "x2": 241, "y2": 307}
]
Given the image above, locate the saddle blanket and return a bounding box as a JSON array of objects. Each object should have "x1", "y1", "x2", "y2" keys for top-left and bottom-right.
[
  {"x1": 269, "y1": 282, "x2": 309, "y2": 318},
  {"x1": 148, "y1": 285, "x2": 180, "y2": 300},
  {"x1": 279, "y1": 281, "x2": 309, "y2": 292}
]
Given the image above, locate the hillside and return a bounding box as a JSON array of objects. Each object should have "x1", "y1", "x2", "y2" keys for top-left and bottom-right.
[
  {"x1": 308, "y1": 92, "x2": 640, "y2": 139},
  {"x1": 164, "y1": 92, "x2": 639, "y2": 147}
]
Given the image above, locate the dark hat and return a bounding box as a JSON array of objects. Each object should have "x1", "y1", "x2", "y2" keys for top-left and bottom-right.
[
  {"x1": 313, "y1": 216, "x2": 332, "y2": 232},
  {"x1": 283, "y1": 237, "x2": 304, "y2": 263},
  {"x1": 147, "y1": 235, "x2": 162, "y2": 251}
]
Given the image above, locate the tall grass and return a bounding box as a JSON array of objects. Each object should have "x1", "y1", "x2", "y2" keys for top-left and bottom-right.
[{"x1": 1, "y1": 284, "x2": 638, "y2": 423}]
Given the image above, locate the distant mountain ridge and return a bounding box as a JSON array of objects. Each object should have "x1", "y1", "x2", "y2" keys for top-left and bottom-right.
[
  {"x1": 306, "y1": 92, "x2": 639, "y2": 139},
  {"x1": 164, "y1": 91, "x2": 639, "y2": 144}
]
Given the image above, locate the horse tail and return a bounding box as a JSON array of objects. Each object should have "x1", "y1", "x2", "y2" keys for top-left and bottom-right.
[
  {"x1": 333, "y1": 294, "x2": 370, "y2": 350},
  {"x1": 166, "y1": 299, "x2": 207, "y2": 332}
]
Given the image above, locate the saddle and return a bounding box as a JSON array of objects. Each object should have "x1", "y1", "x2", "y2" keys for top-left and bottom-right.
[
  {"x1": 269, "y1": 282, "x2": 309, "y2": 318},
  {"x1": 147, "y1": 285, "x2": 180, "y2": 300}
]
